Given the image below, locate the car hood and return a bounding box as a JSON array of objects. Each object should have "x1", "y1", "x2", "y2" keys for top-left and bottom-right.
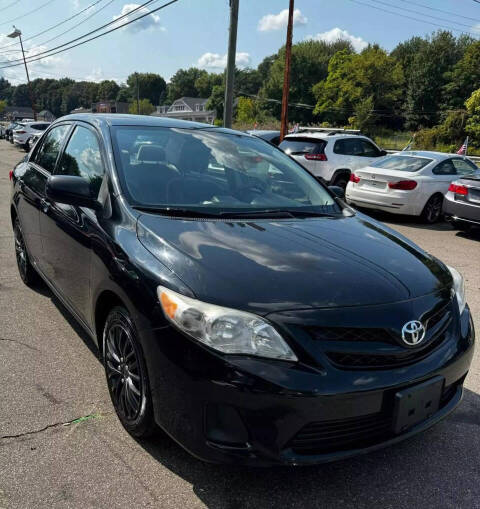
[{"x1": 137, "y1": 213, "x2": 451, "y2": 315}]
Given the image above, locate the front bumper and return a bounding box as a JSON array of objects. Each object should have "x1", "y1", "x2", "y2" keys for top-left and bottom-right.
[{"x1": 140, "y1": 305, "x2": 475, "y2": 466}]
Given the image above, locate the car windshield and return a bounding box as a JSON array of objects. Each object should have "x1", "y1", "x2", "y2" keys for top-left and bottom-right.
[
  {"x1": 110, "y1": 126, "x2": 340, "y2": 217},
  {"x1": 370, "y1": 155, "x2": 432, "y2": 172}
]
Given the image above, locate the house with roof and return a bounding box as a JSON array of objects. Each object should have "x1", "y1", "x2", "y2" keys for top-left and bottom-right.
[
  {"x1": 0, "y1": 106, "x2": 34, "y2": 121},
  {"x1": 152, "y1": 97, "x2": 215, "y2": 124}
]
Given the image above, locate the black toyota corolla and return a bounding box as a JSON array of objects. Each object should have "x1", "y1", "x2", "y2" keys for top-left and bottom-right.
[{"x1": 10, "y1": 114, "x2": 474, "y2": 465}]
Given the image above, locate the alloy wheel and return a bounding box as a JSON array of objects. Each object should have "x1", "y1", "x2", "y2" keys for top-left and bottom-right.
[
  {"x1": 14, "y1": 223, "x2": 28, "y2": 281},
  {"x1": 424, "y1": 196, "x2": 442, "y2": 223},
  {"x1": 105, "y1": 321, "x2": 143, "y2": 421}
]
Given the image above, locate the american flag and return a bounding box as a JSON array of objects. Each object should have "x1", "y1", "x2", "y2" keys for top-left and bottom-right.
[{"x1": 457, "y1": 137, "x2": 469, "y2": 156}]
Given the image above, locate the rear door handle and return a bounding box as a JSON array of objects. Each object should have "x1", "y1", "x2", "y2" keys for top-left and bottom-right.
[{"x1": 40, "y1": 198, "x2": 50, "y2": 214}]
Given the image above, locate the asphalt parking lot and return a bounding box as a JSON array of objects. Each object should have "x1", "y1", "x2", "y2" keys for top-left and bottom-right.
[{"x1": 0, "y1": 139, "x2": 479, "y2": 509}]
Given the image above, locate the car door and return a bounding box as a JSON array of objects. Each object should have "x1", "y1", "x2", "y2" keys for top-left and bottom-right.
[
  {"x1": 39, "y1": 123, "x2": 106, "y2": 321},
  {"x1": 15, "y1": 124, "x2": 70, "y2": 270}
]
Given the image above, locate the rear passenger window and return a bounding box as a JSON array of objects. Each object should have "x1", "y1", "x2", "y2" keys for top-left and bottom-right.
[
  {"x1": 34, "y1": 124, "x2": 70, "y2": 173},
  {"x1": 56, "y1": 126, "x2": 105, "y2": 198},
  {"x1": 452, "y1": 159, "x2": 478, "y2": 175},
  {"x1": 432, "y1": 160, "x2": 456, "y2": 175}
]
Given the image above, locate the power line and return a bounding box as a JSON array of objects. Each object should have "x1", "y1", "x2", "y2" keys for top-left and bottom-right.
[
  {"x1": 368, "y1": 0, "x2": 474, "y2": 30},
  {"x1": 26, "y1": 0, "x2": 117, "y2": 54},
  {"x1": 400, "y1": 0, "x2": 480, "y2": 23},
  {"x1": 0, "y1": 0, "x2": 58, "y2": 27},
  {"x1": 0, "y1": 0, "x2": 111, "y2": 54},
  {"x1": 0, "y1": 0, "x2": 179, "y2": 70},
  {"x1": 0, "y1": 0, "x2": 158, "y2": 66},
  {"x1": 1, "y1": 0, "x2": 20, "y2": 12},
  {"x1": 348, "y1": 0, "x2": 480, "y2": 37}
]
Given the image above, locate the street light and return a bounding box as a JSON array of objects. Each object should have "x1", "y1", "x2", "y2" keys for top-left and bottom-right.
[{"x1": 7, "y1": 26, "x2": 36, "y2": 120}]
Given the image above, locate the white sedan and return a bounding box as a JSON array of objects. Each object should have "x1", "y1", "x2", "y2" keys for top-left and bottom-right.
[{"x1": 345, "y1": 151, "x2": 479, "y2": 223}]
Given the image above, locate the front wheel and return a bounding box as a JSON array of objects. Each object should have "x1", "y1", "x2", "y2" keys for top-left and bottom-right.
[
  {"x1": 14, "y1": 218, "x2": 39, "y2": 286},
  {"x1": 421, "y1": 194, "x2": 443, "y2": 224},
  {"x1": 103, "y1": 306, "x2": 156, "y2": 438}
]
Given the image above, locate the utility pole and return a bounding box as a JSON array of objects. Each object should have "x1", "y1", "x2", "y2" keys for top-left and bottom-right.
[
  {"x1": 135, "y1": 72, "x2": 140, "y2": 114},
  {"x1": 223, "y1": 0, "x2": 239, "y2": 128},
  {"x1": 7, "y1": 26, "x2": 36, "y2": 120},
  {"x1": 279, "y1": 0, "x2": 294, "y2": 142}
]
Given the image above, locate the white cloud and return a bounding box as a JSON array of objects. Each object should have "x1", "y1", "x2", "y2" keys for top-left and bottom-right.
[
  {"x1": 307, "y1": 28, "x2": 368, "y2": 52},
  {"x1": 197, "y1": 51, "x2": 251, "y2": 69},
  {"x1": 84, "y1": 67, "x2": 125, "y2": 84},
  {"x1": 112, "y1": 3, "x2": 165, "y2": 33},
  {"x1": 258, "y1": 8, "x2": 307, "y2": 32}
]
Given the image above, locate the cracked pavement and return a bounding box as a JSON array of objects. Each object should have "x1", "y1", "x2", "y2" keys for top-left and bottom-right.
[{"x1": 0, "y1": 140, "x2": 479, "y2": 509}]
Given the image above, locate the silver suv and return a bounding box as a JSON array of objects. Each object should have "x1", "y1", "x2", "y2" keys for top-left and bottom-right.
[{"x1": 279, "y1": 130, "x2": 386, "y2": 189}]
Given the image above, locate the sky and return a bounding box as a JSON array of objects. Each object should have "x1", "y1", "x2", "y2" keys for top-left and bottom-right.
[{"x1": 0, "y1": 0, "x2": 480, "y2": 85}]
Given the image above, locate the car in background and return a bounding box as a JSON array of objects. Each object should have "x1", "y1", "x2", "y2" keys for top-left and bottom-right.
[
  {"x1": 25, "y1": 131, "x2": 43, "y2": 152},
  {"x1": 345, "y1": 151, "x2": 479, "y2": 223},
  {"x1": 279, "y1": 131, "x2": 386, "y2": 189},
  {"x1": 5, "y1": 122, "x2": 19, "y2": 143},
  {"x1": 246, "y1": 130, "x2": 281, "y2": 146},
  {"x1": 443, "y1": 173, "x2": 480, "y2": 232},
  {"x1": 13, "y1": 122, "x2": 51, "y2": 150}
]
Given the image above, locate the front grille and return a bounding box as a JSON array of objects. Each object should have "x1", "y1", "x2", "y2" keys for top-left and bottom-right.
[
  {"x1": 308, "y1": 327, "x2": 396, "y2": 344},
  {"x1": 326, "y1": 331, "x2": 447, "y2": 369},
  {"x1": 289, "y1": 413, "x2": 392, "y2": 454},
  {"x1": 306, "y1": 303, "x2": 452, "y2": 370},
  {"x1": 288, "y1": 379, "x2": 461, "y2": 456}
]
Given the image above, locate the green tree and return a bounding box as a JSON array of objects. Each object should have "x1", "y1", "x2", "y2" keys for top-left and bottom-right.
[
  {"x1": 465, "y1": 88, "x2": 480, "y2": 143},
  {"x1": 260, "y1": 39, "x2": 353, "y2": 123},
  {"x1": 404, "y1": 31, "x2": 467, "y2": 129},
  {"x1": 97, "y1": 80, "x2": 120, "y2": 100},
  {"x1": 206, "y1": 85, "x2": 224, "y2": 119},
  {"x1": 0, "y1": 99, "x2": 6, "y2": 114},
  {"x1": 126, "y1": 72, "x2": 166, "y2": 106},
  {"x1": 0, "y1": 77, "x2": 12, "y2": 103},
  {"x1": 313, "y1": 46, "x2": 404, "y2": 128},
  {"x1": 443, "y1": 41, "x2": 480, "y2": 109},
  {"x1": 128, "y1": 98, "x2": 155, "y2": 115},
  {"x1": 194, "y1": 72, "x2": 223, "y2": 97},
  {"x1": 167, "y1": 67, "x2": 207, "y2": 102},
  {"x1": 236, "y1": 97, "x2": 256, "y2": 123}
]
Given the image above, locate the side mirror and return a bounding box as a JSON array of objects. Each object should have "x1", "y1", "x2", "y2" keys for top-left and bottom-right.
[
  {"x1": 328, "y1": 185, "x2": 345, "y2": 199},
  {"x1": 379, "y1": 149, "x2": 387, "y2": 157},
  {"x1": 46, "y1": 175, "x2": 102, "y2": 210}
]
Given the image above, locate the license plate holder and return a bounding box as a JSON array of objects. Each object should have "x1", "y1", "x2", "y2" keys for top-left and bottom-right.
[{"x1": 392, "y1": 376, "x2": 444, "y2": 434}]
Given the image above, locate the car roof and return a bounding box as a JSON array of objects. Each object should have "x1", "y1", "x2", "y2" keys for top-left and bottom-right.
[
  {"x1": 56, "y1": 113, "x2": 240, "y2": 135},
  {"x1": 283, "y1": 132, "x2": 370, "y2": 141},
  {"x1": 398, "y1": 150, "x2": 459, "y2": 161}
]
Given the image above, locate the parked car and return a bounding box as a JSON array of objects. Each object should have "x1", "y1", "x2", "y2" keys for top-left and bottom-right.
[
  {"x1": 345, "y1": 151, "x2": 479, "y2": 223},
  {"x1": 279, "y1": 132, "x2": 387, "y2": 189},
  {"x1": 443, "y1": 173, "x2": 480, "y2": 231},
  {"x1": 246, "y1": 129, "x2": 281, "y2": 146},
  {"x1": 10, "y1": 114, "x2": 474, "y2": 466},
  {"x1": 13, "y1": 121, "x2": 50, "y2": 150},
  {"x1": 5, "y1": 122, "x2": 19, "y2": 143}
]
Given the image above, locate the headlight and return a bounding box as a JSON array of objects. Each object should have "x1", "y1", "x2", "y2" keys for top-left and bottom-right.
[
  {"x1": 157, "y1": 286, "x2": 297, "y2": 361},
  {"x1": 447, "y1": 265, "x2": 466, "y2": 315}
]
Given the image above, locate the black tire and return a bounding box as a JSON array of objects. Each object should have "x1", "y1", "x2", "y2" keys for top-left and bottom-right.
[
  {"x1": 13, "y1": 218, "x2": 39, "y2": 286},
  {"x1": 103, "y1": 306, "x2": 156, "y2": 438},
  {"x1": 421, "y1": 194, "x2": 443, "y2": 224}
]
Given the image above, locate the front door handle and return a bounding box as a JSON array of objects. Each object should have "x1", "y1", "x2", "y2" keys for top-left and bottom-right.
[{"x1": 40, "y1": 198, "x2": 50, "y2": 214}]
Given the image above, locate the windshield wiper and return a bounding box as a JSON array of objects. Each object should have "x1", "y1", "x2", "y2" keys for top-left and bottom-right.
[
  {"x1": 132, "y1": 206, "x2": 219, "y2": 218},
  {"x1": 219, "y1": 209, "x2": 339, "y2": 219}
]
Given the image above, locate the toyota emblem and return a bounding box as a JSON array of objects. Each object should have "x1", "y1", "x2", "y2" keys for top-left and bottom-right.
[{"x1": 401, "y1": 320, "x2": 426, "y2": 346}]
